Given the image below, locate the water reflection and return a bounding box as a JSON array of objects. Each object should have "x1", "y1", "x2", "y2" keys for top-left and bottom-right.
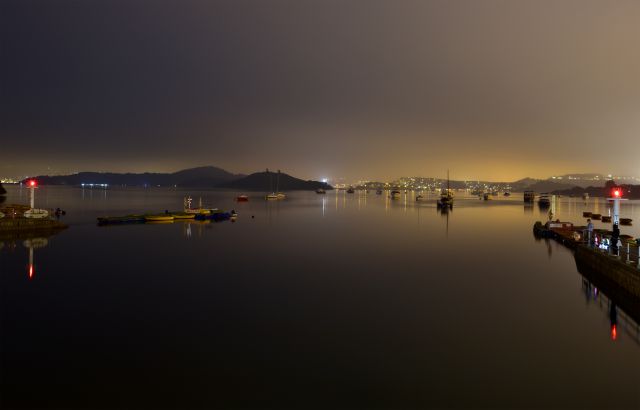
[
  {"x1": 581, "y1": 277, "x2": 640, "y2": 345},
  {"x1": 0, "y1": 231, "x2": 57, "y2": 281}
]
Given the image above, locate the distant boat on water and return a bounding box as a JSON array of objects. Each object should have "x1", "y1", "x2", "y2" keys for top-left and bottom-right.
[
  {"x1": 346, "y1": 187, "x2": 355, "y2": 194},
  {"x1": 437, "y1": 170, "x2": 454, "y2": 209},
  {"x1": 390, "y1": 190, "x2": 401, "y2": 199},
  {"x1": 316, "y1": 188, "x2": 326, "y2": 194}
]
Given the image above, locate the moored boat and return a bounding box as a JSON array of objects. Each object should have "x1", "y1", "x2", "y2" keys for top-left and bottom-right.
[
  {"x1": 24, "y1": 209, "x2": 49, "y2": 219},
  {"x1": 583, "y1": 211, "x2": 592, "y2": 217},
  {"x1": 601, "y1": 216, "x2": 612, "y2": 223},
  {"x1": 538, "y1": 193, "x2": 551, "y2": 207},
  {"x1": 524, "y1": 190, "x2": 535, "y2": 203},
  {"x1": 483, "y1": 193, "x2": 491, "y2": 201},
  {"x1": 265, "y1": 193, "x2": 279, "y2": 200},
  {"x1": 171, "y1": 212, "x2": 196, "y2": 219},
  {"x1": 620, "y1": 218, "x2": 633, "y2": 226},
  {"x1": 144, "y1": 214, "x2": 174, "y2": 222},
  {"x1": 390, "y1": 190, "x2": 401, "y2": 199},
  {"x1": 315, "y1": 188, "x2": 326, "y2": 194},
  {"x1": 346, "y1": 188, "x2": 355, "y2": 194},
  {"x1": 236, "y1": 195, "x2": 249, "y2": 202}
]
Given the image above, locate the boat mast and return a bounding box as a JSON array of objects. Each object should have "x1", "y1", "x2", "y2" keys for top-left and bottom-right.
[{"x1": 276, "y1": 169, "x2": 280, "y2": 193}]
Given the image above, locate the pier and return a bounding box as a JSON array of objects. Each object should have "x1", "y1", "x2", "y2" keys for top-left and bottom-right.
[{"x1": 533, "y1": 221, "x2": 640, "y2": 302}]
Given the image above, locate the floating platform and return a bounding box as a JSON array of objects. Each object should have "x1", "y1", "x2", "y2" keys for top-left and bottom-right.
[{"x1": 0, "y1": 217, "x2": 67, "y2": 237}]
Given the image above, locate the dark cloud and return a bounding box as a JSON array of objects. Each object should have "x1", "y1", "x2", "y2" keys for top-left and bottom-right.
[{"x1": 2, "y1": 0, "x2": 639, "y2": 181}]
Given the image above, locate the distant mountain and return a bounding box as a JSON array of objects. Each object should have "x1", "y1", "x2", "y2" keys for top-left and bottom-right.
[
  {"x1": 26, "y1": 166, "x2": 244, "y2": 187},
  {"x1": 217, "y1": 171, "x2": 332, "y2": 191}
]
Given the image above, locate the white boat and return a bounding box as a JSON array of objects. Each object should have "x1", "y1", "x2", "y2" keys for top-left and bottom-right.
[
  {"x1": 265, "y1": 193, "x2": 279, "y2": 200},
  {"x1": 24, "y1": 209, "x2": 49, "y2": 219}
]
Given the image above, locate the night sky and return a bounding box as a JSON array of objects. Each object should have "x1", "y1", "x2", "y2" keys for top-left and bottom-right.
[{"x1": 2, "y1": 0, "x2": 639, "y2": 181}]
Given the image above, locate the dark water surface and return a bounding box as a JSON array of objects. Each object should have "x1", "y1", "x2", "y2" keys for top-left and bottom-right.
[{"x1": 1, "y1": 186, "x2": 639, "y2": 409}]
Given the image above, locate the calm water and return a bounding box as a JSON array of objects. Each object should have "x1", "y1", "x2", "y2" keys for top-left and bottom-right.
[{"x1": 1, "y1": 186, "x2": 639, "y2": 409}]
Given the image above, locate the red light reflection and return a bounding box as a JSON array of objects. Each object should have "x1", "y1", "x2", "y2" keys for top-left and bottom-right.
[{"x1": 611, "y1": 324, "x2": 617, "y2": 341}]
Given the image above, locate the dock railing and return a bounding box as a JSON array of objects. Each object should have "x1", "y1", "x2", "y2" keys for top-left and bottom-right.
[{"x1": 581, "y1": 229, "x2": 640, "y2": 269}]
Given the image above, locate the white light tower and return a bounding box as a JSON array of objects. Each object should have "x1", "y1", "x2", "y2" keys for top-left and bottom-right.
[
  {"x1": 27, "y1": 180, "x2": 37, "y2": 209},
  {"x1": 609, "y1": 187, "x2": 626, "y2": 225}
]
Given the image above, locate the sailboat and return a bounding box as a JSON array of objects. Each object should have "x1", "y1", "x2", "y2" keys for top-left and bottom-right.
[
  {"x1": 265, "y1": 169, "x2": 284, "y2": 200},
  {"x1": 437, "y1": 170, "x2": 454, "y2": 209}
]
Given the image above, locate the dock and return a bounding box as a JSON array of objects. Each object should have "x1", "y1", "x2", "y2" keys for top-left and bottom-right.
[
  {"x1": 533, "y1": 221, "x2": 640, "y2": 300},
  {"x1": 0, "y1": 218, "x2": 68, "y2": 241}
]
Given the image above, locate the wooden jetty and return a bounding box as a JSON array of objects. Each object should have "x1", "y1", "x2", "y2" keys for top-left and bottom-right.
[{"x1": 0, "y1": 217, "x2": 67, "y2": 240}]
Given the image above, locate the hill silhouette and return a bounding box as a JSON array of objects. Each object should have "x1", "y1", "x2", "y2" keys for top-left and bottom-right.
[
  {"x1": 217, "y1": 171, "x2": 332, "y2": 191},
  {"x1": 25, "y1": 166, "x2": 243, "y2": 187},
  {"x1": 0, "y1": 182, "x2": 6, "y2": 195}
]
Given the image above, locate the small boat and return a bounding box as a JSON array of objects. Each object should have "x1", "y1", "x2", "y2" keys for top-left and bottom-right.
[
  {"x1": 390, "y1": 190, "x2": 401, "y2": 199},
  {"x1": 145, "y1": 214, "x2": 174, "y2": 222},
  {"x1": 195, "y1": 211, "x2": 232, "y2": 221},
  {"x1": 184, "y1": 197, "x2": 215, "y2": 214},
  {"x1": 524, "y1": 190, "x2": 535, "y2": 203},
  {"x1": 24, "y1": 209, "x2": 49, "y2": 219},
  {"x1": 590, "y1": 213, "x2": 602, "y2": 220},
  {"x1": 504, "y1": 192, "x2": 511, "y2": 197},
  {"x1": 437, "y1": 170, "x2": 454, "y2": 209},
  {"x1": 601, "y1": 216, "x2": 612, "y2": 223},
  {"x1": 415, "y1": 194, "x2": 426, "y2": 202},
  {"x1": 346, "y1": 188, "x2": 355, "y2": 194},
  {"x1": 97, "y1": 214, "x2": 145, "y2": 225},
  {"x1": 483, "y1": 193, "x2": 491, "y2": 201},
  {"x1": 171, "y1": 212, "x2": 196, "y2": 219},
  {"x1": 620, "y1": 218, "x2": 633, "y2": 226},
  {"x1": 276, "y1": 192, "x2": 286, "y2": 199},
  {"x1": 582, "y1": 193, "x2": 589, "y2": 200},
  {"x1": 236, "y1": 195, "x2": 249, "y2": 202},
  {"x1": 265, "y1": 193, "x2": 279, "y2": 200},
  {"x1": 583, "y1": 211, "x2": 592, "y2": 218},
  {"x1": 315, "y1": 188, "x2": 326, "y2": 194},
  {"x1": 538, "y1": 193, "x2": 551, "y2": 207}
]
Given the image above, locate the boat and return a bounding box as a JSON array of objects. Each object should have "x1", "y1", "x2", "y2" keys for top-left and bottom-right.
[
  {"x1": 590, "y1": 213, "x2": 602, "y2": 220},
  {"x1": 24, "y1": 209, "x2": 49, "y2": 219},
  {"x1": 437, "y1": 170, "x2": 454, "y2": 209},
  {"x1": 504, "y1": 192, "x2": 511, "y2": 197},
  {"x1": 315, "y1": 188, "x2": 326, "y2": 194},
  {"x1": 97, "y1": 214, "x2": 145, "y2": 225},
  {"x1": 582, "y1": 192, "x2": 590, "y2": 200},
  {"x1": 236, "y1": 195, "x2": 249, "y2": 202},
  {"x1": 415, "y1": 194, "x2": 426, "y2": 202},
  {"x1": 347, "y1": 187, "x2": 355, "y2": 194},
  {"x1": 171, "y1": 212, "x2": 196, "y2": 219},
  {"x1": 194, "y1": 211, "x2": 232, "y2": 221},
  {"x1": 390, "y1": 190, "x2": 401, "y2": 199},
  {"x1": 524, "y1": 190, "x2": 535, "y2": 203},
  {"x1": 183, "y1": 196, "x2": 215, "y2": 214},
  {"x1": 265, "y1": 170, "x2": 286, "y2": 200},
  {"x1": 144, "y1": 214, "x2": 174, "y2": 222},
  {"x1": 538, "y1": 193, "x2": 551, "y2": 207},
  {"x1": 620, "y1": 218, "x2": 633, "y2": 226},
  {"x1": 483, "y1": 193, "x2": 491, "y2": 201},
  {"x1": 583, "y1": 211, "x2": 592, "y2": 218}
]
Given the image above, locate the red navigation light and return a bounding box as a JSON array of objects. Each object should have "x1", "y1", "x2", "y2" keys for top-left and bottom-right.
[
  {"x1": 613, "y1": 189, "x2": 620, "y2": 197},
  {"x1": 611, "y1": 324, "x2": 617, "y2": 341},
  {"x1": 28, "y1": 180, "x2": 36, "y2": 187}
]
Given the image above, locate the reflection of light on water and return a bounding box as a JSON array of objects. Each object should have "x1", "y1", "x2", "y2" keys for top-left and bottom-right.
[
  {"x1": 612, "y1": 324, "x2": 618, "y2": 341},
  {"x1": 322, "y1": 197, "x2": 326, "y2": 217},
  {"x1": 22, "y1": 238, "x2": 48, "y2": 281}
]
